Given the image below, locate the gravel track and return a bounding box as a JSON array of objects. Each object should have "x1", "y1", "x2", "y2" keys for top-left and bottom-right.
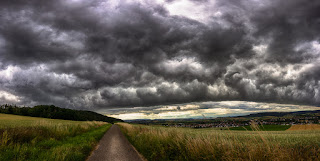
[{"x1": 87, "y1": 125, "x2": 144, "y2": 161}]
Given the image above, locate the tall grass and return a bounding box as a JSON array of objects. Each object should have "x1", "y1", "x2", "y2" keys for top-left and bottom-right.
[
  {"x1": 118, "y1": 123, "x2": 320, "y2": 161},
  {"x1": 0, "y1": 114, "x2": 111, "y2": 161}
]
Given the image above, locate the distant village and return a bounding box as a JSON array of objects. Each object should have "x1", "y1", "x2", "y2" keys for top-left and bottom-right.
[{"x1": 163, "y1": 116, "x2": 319, "y2": 128}]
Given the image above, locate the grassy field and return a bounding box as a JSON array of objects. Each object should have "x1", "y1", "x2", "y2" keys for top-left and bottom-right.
[
  {"x1": 118, "y1": 123, "x2": 320, "y2": 161},
  {"x1": 0, "y1": 113, "x2": 111, "y2": 161}
]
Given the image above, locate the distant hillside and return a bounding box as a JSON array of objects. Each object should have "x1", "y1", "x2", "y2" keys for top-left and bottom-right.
[
  {"x1": 0, "y1": 104, "x2": 122, "y2": 123},
  {"x1": 238, "y1": 110, "x2": 320, "y2": 118}
]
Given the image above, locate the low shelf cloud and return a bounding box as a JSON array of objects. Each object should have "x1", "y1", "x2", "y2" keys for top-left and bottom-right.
[{"x1": 0, "y1": 0, "x2": 319, "y2": 115}]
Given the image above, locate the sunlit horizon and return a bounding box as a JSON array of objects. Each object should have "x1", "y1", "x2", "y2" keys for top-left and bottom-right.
[{"x1": 102, "y1": 101, "x2": 319, "y2": 120}]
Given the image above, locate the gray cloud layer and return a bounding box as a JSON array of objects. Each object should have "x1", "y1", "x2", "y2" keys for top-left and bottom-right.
[{"x1": 0, "y1": 0, "x2": 320, "y2": 110}]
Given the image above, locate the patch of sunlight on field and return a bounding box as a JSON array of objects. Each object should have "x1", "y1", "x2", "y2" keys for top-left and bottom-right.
[
  {"x1": 118, "y1": 123, "x2": 320, "y2": 161},
  {"x1": 287, "y1": 124, "x2": 320, "y2": 131},
  {"x1": 0, "y1": 113, "x2": 103, "y2": 128}
]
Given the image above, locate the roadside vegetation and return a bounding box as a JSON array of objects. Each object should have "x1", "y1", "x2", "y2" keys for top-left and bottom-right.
[
  {"x1": 118, "y1": 122, "x2": 320, "y2": 161},
  {"x1": 0, "y1": 113, "x2": 111, "y2": 161}
]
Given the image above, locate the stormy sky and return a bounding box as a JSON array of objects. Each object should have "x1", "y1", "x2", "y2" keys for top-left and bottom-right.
[{"x1": 0, "y1": 0, "x2": 320, "y2": 119}]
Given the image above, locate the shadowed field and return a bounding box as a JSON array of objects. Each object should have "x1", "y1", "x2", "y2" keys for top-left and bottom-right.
[
  {"x1": 229, "y1": 124, "x2": 291, "y2": 131},
  {"x1": 0, "y1": 114, "x2": 111, "y2": 161},
  {"x1": 118, "y1": 123, "x2": 320, "y2": 161}
]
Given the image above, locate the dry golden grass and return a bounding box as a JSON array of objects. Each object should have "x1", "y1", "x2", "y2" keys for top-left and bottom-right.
[
  {"x1": 118, "y1": 123, "x2": 320, "y2": 161},
  {"x1": 287, "y1": 124, "x2": 320, "y2": 131}
]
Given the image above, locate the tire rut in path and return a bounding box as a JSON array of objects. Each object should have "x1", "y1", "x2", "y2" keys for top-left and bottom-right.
[{"x1": 87, "y1": 125, "x2": 144, "y2": 161}]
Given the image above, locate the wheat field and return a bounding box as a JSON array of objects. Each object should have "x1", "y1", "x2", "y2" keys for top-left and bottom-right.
[
  {"x1": 118, "y1": 123, "x2": 320, "y2": 161},
  {"x1": 287, "y1": 124, "x2": 320, "y2": 131}
]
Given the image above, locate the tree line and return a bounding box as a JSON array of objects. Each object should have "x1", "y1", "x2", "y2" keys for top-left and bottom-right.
[{"x1": 0, "y1": 104, "x2": 122, "y2": 123}]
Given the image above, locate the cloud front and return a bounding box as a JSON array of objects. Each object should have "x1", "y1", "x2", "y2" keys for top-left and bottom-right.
[{"x1": 0, "y1": 0, "x2": 320, "y2": 111}]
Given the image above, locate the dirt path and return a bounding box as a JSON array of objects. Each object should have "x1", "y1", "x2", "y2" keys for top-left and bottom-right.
[{"x1": 87, "y1": 125, "x2": 144, "y2": 161}]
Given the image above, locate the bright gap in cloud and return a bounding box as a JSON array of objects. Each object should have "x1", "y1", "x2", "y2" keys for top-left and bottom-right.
[{"x1": 156, "y1": 0, "x2": 216, "y2": 24}]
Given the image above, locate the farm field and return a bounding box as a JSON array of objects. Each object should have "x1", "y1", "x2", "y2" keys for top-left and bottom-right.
[
  {"x1": 0, "y1": 113, "x2": 111, "y2": 161},
  {"x1": 287, "y1": 124, "x2": 320, "y2": 131},
  {"x1": 118, "y1": 123, "x2": 320, "y2": 161}
]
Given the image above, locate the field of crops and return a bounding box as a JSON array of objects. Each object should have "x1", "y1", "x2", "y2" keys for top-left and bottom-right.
[
  {"x1": 118, "y1": 123, "x2": 320, "y2": 161},
  {"x1": 0, "y1": 113, "x2": 111, "y2": 161},
  {"x1": 287, "y1": 124, "x2": 320, "y2": 130}
]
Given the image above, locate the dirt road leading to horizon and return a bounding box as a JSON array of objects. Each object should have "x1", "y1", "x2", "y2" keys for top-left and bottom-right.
[{"x1": 87, "y1": 125, "x2": 144, "y2": 161}]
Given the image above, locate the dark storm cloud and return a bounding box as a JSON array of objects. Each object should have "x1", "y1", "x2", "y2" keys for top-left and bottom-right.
[
  {"x1": 0, "y1": 0, "x2": 320, "y2": 110},
  {"x1": 252, "y1": 0, "x2": 320, "y2": 64},
  {"x1": 217, "y1": 0, "x2": 320, "y2": 63}
]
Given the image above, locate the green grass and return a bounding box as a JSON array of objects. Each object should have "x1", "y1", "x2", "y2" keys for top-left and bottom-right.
[
  {"x1": 229, "y1": 124, "x2": 291, "y2": 131},
  {"x1": 0, "y1": 114, "x2": 111, "y2": 161},
  {"x1": 118, "y1": 123, "x2": 320, "y2": 161}
]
